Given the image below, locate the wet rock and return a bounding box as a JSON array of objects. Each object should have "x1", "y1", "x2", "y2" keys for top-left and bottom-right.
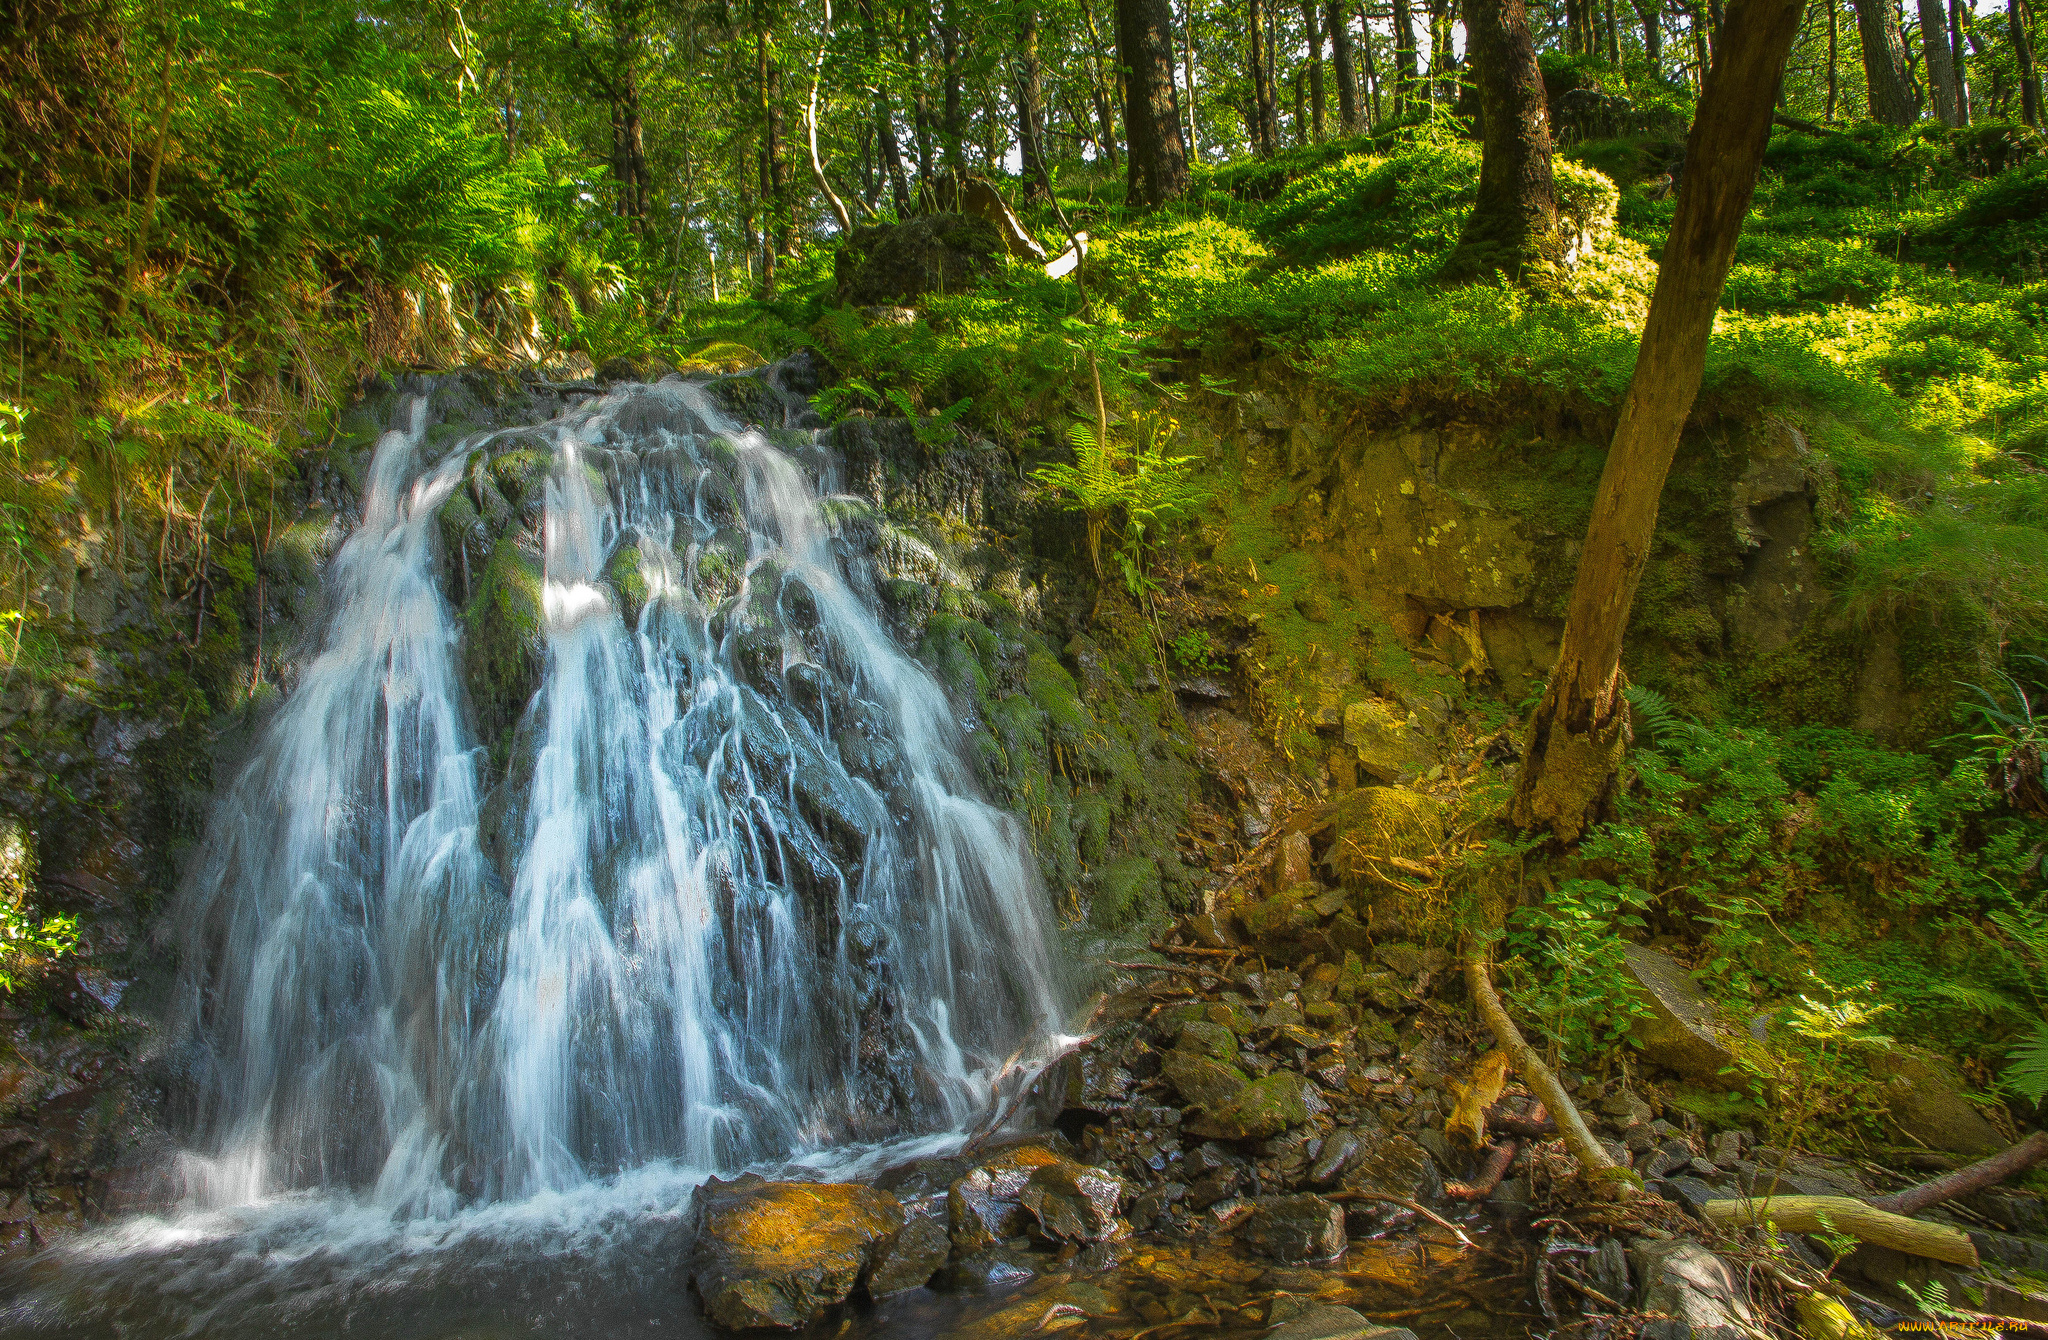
[
  {"x1": 689, "y1": 1177, "x2": 904, "y2": 1330},
  {"x1": 1591, "y1": 1237, "x2": 1633, "y2": 1307},
  {"x1": 1064, "y1": 1055, "x2": 1136, "y2": 1114},
  {"x1": 1130, "y1": 1181, "x2": 1186, "y2": 1229},
  {"x1": 1241, "y1": 884, "x2": 1324, "y2": 956},
  {"x1": 1241, "y1": 1193, "x2": 1346, "y2": 1262},
  {"x1": 1620, "y1": 946, "x2": 1738, "y2": 1082},
  {"x1": 944, "y1": 1282, "x2": 1122, "y2": 1340},
  {"x1": 1631, "y1": 1238, "x2": 1756, "y2": 1340},
  {"x1": 1866, "y1": 1049, "x2": 2007, "y2": 1156},
  {"x1": 1267, "y1": 1302, "x2": 1418, "y2": 1340},
  {"x1": 947, "y1": 1245, "x2": 1041, "y2": 1291},
  {"x1": 948, "y1": 1144, "x2": 1066, "y2": 1253},
  {"x1": 1186, "y1": 1073, "x2": 1321, "y2": 1141},
  {"x1": 1161, "y1": 1051, "x2": 1250, "y2": 1109},
  {"x1": 1339, "y1": 1133, "x2": 1442, "y2": 1206},
  {"x1": 1020, "y1": 1162, "x2": 1128, "y2": 1242},
  {"x1": 1181, "y1": 912, "x2": 1240, "y2": 950},
  {"x1": 1983, "y1": 1280, "x2": 2048, "y2": 1324},
  {"x1": 867, "y1": 1212, "x2": 950, "y2": 1296},
  {"x1": 1310, "y1": 1129, "x2": 1365, "y2": 1185}
]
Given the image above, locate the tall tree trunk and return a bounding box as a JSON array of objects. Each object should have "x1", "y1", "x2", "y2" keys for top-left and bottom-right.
[
  {"x1": 856, "y1": 0, "x2": 914, "y2": 215},
  {"x1": 1437, "y1": 0, "x2": 1561, "y2": 285},
  {"x1": 1358, "y1": 0, "x2": 1384, "y2": 121},
  {"x1": 1427, "y1": 0, "x2": 1455, "y2": 99},
  {"x1": 2016, "y1": 0, "x2": 2043, "y2": 126},
  {"x1": 1121, "y1": 0, "x2": 1193, "y2": 202},
  {"x1": 1949, "y1": 0, "x2": 1971, "y2": 122},
  {"x1": 1250, "y1": 0, "x2": 1278, "y2": 151},
  {"x1": 1014, "y1": 1, "x2": 1049, "y2": 196},
  {"x1": 1393, "y1": 0, "x2": 1422, "y2": 106},
  {"x1": 1182, "y1": 0, "x2": 1204, "y2": 157},
  {"x1": 1635, "y1": 0, "x2": 1664, "y2": 65},
  {"x1": 1917, "y1": 0, "x2": 1960, "y2": 121},
  {"x1": 805, "y1": 0, "x2": 854, "y2": 232},
  {"x1": 938, "y1": 0, "x2": 968, "y2": 172},
  {"x1": 1605, "y1": 0, "x2": 1623, "y2": 60},
  {"x1": 1852, "y1": 0, "x2": 1919, "y2": 123},
  {"x1": 1293, "y1": 67, "x2": 1308, "y2": 142},
  {"x1": 1330, "y1": 1, "x2": 1362, "y2": 129},
  {"x1": 1303, "y1": 0, "x2": 1328, "y2": 137},
  {"x1": 904, "y1": 11, "x2": 936, "y2": 178},
  {"x1": 1826, "y1": 0, "x2": 1839, "y2": 116},
  {"x1": 1080, "y1": 0, "x2": 1125, "y2": 166},
  {"x1": 1510, "y1": 0, "x2": 1806, "y2": 841}
]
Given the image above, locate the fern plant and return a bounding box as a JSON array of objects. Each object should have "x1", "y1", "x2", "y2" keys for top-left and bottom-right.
[
  {"x1": 1954, "y1": 655, "x2": 2048, "y2": 820},
  {"x1": 1029, "y1": 412, "x2": 1208, "y2": 586}
]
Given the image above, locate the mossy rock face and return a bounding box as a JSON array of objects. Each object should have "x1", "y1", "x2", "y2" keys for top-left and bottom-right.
[
  {"x1": 1185, "y1": 1072, "x2": 1321, "y2": 1141},
  {"x1": 1318, "y1": 788, "x2": 1442, "y2": 893},
  {"x1": 834, "y1": 213, "x2": 1006, "y2": 308},
  {"x1": 1160, "y1": 1049, "x2": 1250, "y2": 1108},
  {"x1": 1092, "y1": 854, "x2": 1161, "y2": 929},
  {"x1": 689, "y1": 1178, "x2": 905, "y2": 1330},
  {"x1": 1241, "y1": 883, "x2": 1326, "y2": 956},
  {"x1": 462, "y1": 537, "x2": 546, "y2": 764},
  {"x1": 1173, "y1": 1019, "x2": 1238, "y2": 1060}
]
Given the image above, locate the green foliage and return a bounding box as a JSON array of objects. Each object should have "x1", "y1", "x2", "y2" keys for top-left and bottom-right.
[
  {"x1": 1031, "y1": 413, "x2": 1209, "y2": 592},
  {"x1": 0, "y1": 904, "x2": 79, "y2": 993},
  {"x1": 1170, "y1": 628, "x2": 1227, "y2": 675},
  {"x1": 1501, "y1": 876, "x2": 1654, "y2": 1066}
]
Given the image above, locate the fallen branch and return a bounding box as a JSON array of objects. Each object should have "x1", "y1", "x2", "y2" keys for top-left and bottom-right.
[
  {"x1": 1492, "y1": 1115, "x2": 1560, "y2": 1138},
  {"x1": 1463, "y1": 946, "x2": 1620, "y2": 1182},
  {"x1": 1700, "y1": 1195, "x2": 1980, "y2": 1268},
  {"x1": 1327, "y1": 1191, "x2": 1479, "y2": 1250},
  {"x1": 1554, "y1": 1273, "x2": 1627, "y2": 1312},
  {"x1": 1869, "y1": 1130, "x2": 2048, "y2": 1218},
  {"x1": 1149, "y1": 943, "x2": 1240, "y2": 958},
  {"x1": 1105, "y1": 960, "x2": 1221, "y2": 982},
  {"x1": 1445, "y1": 1140, "x2": 1519, "y2": 1201}
]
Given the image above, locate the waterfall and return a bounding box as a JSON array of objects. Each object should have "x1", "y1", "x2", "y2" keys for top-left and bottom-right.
[{"x1": 173, "y1": 370, "x2": 1066, "y2": 1215}]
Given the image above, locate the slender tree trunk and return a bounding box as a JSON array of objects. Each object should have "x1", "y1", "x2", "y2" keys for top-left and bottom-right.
[
  {"x1": 939, "y1": 0, "x2": 968, "y2": 172},
  {"x1": 1511, "y1": 0, "x2": 1807, "y2": 841},
  {"x1": 1393, "y1": 0, "x2": 1422, "y2": 106},
  {"x1": 1121, "y1": 0, "x2": 1193, "y2": 202},
  {"x1": 1438, "y1": 0, "x2": 1561, "y2": 285},
  {"x1": 855, "y1": 0, "x2": 914, "y2": 215},
  {"x1": 621, "y1": 56, "x2": 650, "y2": 226},
  {"x1": 2016, "y1": 0, "x2": 2043, "y2": 126},
  {"x1": 1852, "y1": 0, "x2": 1920, "y2": 123},
  {"x1": 1605, "y1": 0, "x2": 1623, "y2": 60},
  {"x1": 1949, "y1": 0, "x2": 1971, "y2": 122},
  {"x1": 1293, "y1": 67, "x2": 1308, "y2": 142},
  {"x1": 1250, "y1": 0, "x2": 1278, "y2": 151},
  {"x1": 118, "y1": 25, "x2": 180, "y2": 323},
  {"x1": 1427, "y1": 0, "x2": 1455, "y2": 99},
  {"x1": 1826, "y1": 0, "x2": 1840, "y2": 116},
  {"x1": 1014, "y1": 1, "x2": 1049, "y2": 196},
  {"x1": 1303, "y1": 0, "x2": 1328, "y2": 137},
  {"x1": 1080, "y1": 0, "x2": 1125, "y2": 166},
  {"x1": 806, "y1": 0, "x2": 854, "y2": 232},
  {"x1": 1636, "y1": 0, "x2": 1664, "y2": 65},
  {"x1": 1358, "y1": 0, "x2": 1384, "y2": 121},
  {"x1": 1917, "y1": 0, "x2": 1960, "y2": 121},
  {"x1": 1330, "y1": 2, "x2": 1362, "y2": 129},
  {"x1": 1182, "y1": 0, "x2": 1204, "y2": 157},
  {"x1": 904, "y1": 12, "x2": 936, "y2": 178},
  {"x1": 1690, "y1": 0, "x2": 1713, "y2": 80}
]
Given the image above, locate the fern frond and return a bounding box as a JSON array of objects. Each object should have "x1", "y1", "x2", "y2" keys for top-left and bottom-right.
[{"x1": 2005, "y1": 1020, "x2": 2048, "y2": 1105}]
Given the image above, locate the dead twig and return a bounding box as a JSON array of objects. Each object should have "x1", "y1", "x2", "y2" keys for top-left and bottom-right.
[
  {"x1": 1327, "y1": 1191, "x2": 1479, "y2": 1250},
  {"x1": 1104, "y1": 960, "x2": 1222, "y2": 982}
]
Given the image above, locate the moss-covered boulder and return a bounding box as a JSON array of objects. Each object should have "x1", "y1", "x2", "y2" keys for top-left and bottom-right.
[
  {"x1": 1161, "y1": 1050, "x2": 1251, "y2": 1108},
  {"x1": 1019, "y1": 1161, "x2": 1129, "y2": 1241},
  {"x1": 834, "y1": 213, "x2": 1005, "y2": 308},
  {"x1": 461, "y1": 536, "x2": 546, "y2": 759},
  {"x1": 1319, "y1": 788, "x2": 1443, "y2": 906},
  {"x1": 1173, "y1": 1019, "x2": 1239, "y2": 1060},
  {"x1": 689, "y1": 1177, "x2": 905, "y2": 1329},
  {"x1": 1186, "y1": 1072, "x2": 1321, "y2": 1141}
]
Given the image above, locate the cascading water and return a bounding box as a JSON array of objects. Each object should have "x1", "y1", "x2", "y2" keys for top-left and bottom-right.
[{"x1": 0, "y1": 369, "x2": 1067, "y2": 1338}]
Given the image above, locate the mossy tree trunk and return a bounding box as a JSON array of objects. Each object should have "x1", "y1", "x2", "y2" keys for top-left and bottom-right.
[
  {"x1": 1249, "y1": 0, "x2": 1279, "y2": 153},
  {"x1": 1852, "y1": 0, "x2": 1919, "y2": 123},
  {"x1": 1014, "y1": 0, "x2": 1049, "y2": 199},
  {"x1": 1391, "y1": 0, "x2": 1421, "y2": 110},
  {"x1": 1120, "y1": 0, "x2": 1191, "y2": 203},
  {"x1": 2015, "y1": 0, "x2": 2043, "y2": 127},
  {"x1": 1435, "y1": 0, "x2": 1562, "y2": 285},
  {"x1": 1329, "y1": 3, "x2": 1361, "y2": 130},
  {"x1": 1510, "y1": 0, "x2": 1807, "y2": 842}
]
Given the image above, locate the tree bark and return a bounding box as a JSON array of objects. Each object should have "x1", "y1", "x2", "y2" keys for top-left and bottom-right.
[
  {"x1": 1249, "y1": 0, "x2": 1279, "y2": 151},
  {"x1": 1949, "y1": 0, "x2": 1971, "y2": 122},
  {"x1": 1080, "y1": 0, "x2": 1125, "y2": 166},
  {"x1": 1303, "y1": 0, "x2": 1328, "y2": 138},
  {"x1": 1510, "y1": 0, "x2": 1806, "y2": 841},
  {"x1": 1437, "y1": 0, "x2": 1561, "y2": 285},
  {"x1": 1392, "y1": 0, "x2": 1421, "y2": 107},
  {"x1": 1120, "y1": 0, "x2": 1192, "y2": 202},
  {"x1": 1183, "y1": 0, "x2": 1204, "y2": 157},
  {"x1": 1358, "y1": 1, "x2": 1384, "y2": 121},
  {"x1": 1427, "y1": 0, "x2": 1455, "y2": 100},
  {"x1": 1014, "y1": 0, "x2": 1049, "y2": 197},
  {"x1": 2016, "y1": 0, "x2": 2043, "y2": 127},
  {"x1": 805, "y1": 0, "x2": 855, "y2": 233},
  {"x1": 1635, "y1": 0, "x2": 1664, "y2": 65},
  {"x1": 1871, "y1": 1132, "x2": 2048, "y2": 1218},
  {"x1": 1918, "y1": 0, "x2": 1960, "y2": 122},
  {"x1": 1852, "y1": 0, "x2": 1920, "y2": 123},
  {"x1": 938, "y1": 0, "x2": 968, "y2": 172},
  {"x1": 1464, "y1": 950, "x2": 1618, "y2": 1179},
  {"x1": 1329, "y1": 2, "x2": 1362, "y2": 129},
  {"x1": 1826, "y1": 0, "x2": 1839, "y2": 117}
]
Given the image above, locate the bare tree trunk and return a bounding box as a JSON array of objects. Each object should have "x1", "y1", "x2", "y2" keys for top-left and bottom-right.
[
  {"x1": 1826, "y1": 0, "x2": 1840, "y2": 116},
  {"x1": 1950, "y1": 0, "x2": 1971, "y2": 121},
  {"x1": 1080, "y1": 0, "x2": 1125, "y2": 166},
  {"x1": 1427, "y1": 0, "x2": 1455, "y2": 100},
  {"x1": 1605, "y1": 0, "x2": 1623, "y2": 61},
  {"x1": 1511, "y1": 0, "x2": 1806, "y2": 841},
  {"x1": 118, "y1": 24, "x2": 179, "y2": 323},
  {"x1": 1330, "y1": 2, "x2": 1362, "y2": 129},
  {"x1": 1852, "y1": 0, "x2": 1920, "y2": 123},
  {"x1": 1182, "y1": 0, "x2": 1204, "y2": 156},
  {"x1": 1358, "y1": 0, "x2": 1384, "y2": 120},
  {"x1": 1014, "y1": 0, "x2": 1049, "y2": 196},
  {"x1": 1303, "y1": 0, "x2": 1328, "y2": 137},
  {"x1": 1121, "y1": 0, "x2": 1193, "y2": 202},
  {"x1": 1918, "y1": 0, "x2": 1960, "y2": 121},
  {"x1": 1250, "y1": 0, "x2": 1279, "y2": 151},
  {"x1": 1635, "y1": 0, "x2": 1664, "y2": 65},
  {"x1": 938, "y1": 0, "x2": 968, "y2": 171},
  {"x1": 1392, "y1": 0, "x2": 1421, "y2": 106},
  {"x1": 1438, "y1": 0, "x2": 1561, "y2": 285},
  {"x1": 904, "y1": 10, "x2": 936, "y2": 178},
  {"x1": 806, "y1": 0, "x2": 854, "y2": 232},
  {"x1": 2016, "y1": 0, "x2": 2043, "y2": 126}
]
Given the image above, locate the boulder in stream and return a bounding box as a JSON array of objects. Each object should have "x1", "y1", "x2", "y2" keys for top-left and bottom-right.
[
  {"x1": 689, "y1": 1177, "x2": 904, "y2": 1329},
  {"x1": 1240, "y1": 1193, "x2": 1347, "y2": 1262}
]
